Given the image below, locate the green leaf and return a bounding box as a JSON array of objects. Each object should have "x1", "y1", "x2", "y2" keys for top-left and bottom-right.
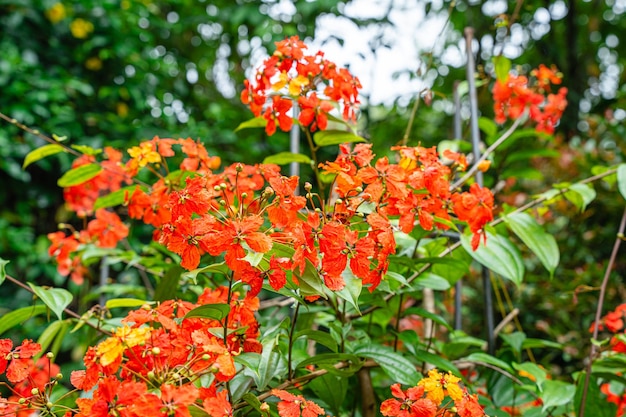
[
  {"x1": 37, "y1": 320, "x2": 65, "y2": 356},
  {"x1": 412, "y1": 349, "x2": 461, "y2": 375},
  {"x1": 505, "y1": 212, "x2": 559, "y2": 277},
  {"x1": 0, "y1": 257, "x2": 8, "y2": 286},
  {"x1": 512, "y1": 362, "x2": 547, "y2": 388},
  {"x1": 154, "y1": 264, "x2": 183, "y2": 300},
  {"x1": 308, "y1": 373, "x2": 347, "y2": 415},
  {"x1": 0, "y1": 305, "x2": 48, "y2": 335},
  {"x1": 297, "y1": 353, "x2": 362, "y2": 377},
  {"x1": 413, "y1": 272, "x2": 450, "y2": 290},
  {"x1": 94, "y1": 186, "x2": 140, "y2": 210},
  {"x1": 22, "y1": 144, "x2": 65, "y2": 169},
  {"x1": 184, "y1": 304, "x2": 230, "y2": 321},
  {"x1": 617, "y1": 164, "x2": 626, "y2": 201},
  {"x1": 500, "y1": 331, "x2": 526, "y2": 356},
  {"x1": 28, "y1": 283, "x2": 73, "y2": 321},
  {"x1": 463, "y1": 352, "x2": 514, "y2": 373},
  {"x1": 460, "y1": 231, "x2": 525, "y2": 287},
  {"x1": 71, "y1": 144, "x2": 103, "y2": 156},
  {"x1": 105, "y1": 298, "x2": 150, "y2": 309},
  {"x1": 263, "y1": 152, "x2": 312, "y2": 166},
  {"x1": 493, "y1": 55, "x2": 511, "y2": 82},
  {"x1": 478, "y1": 117, "x2": 498, "y2": 138},
  {"x1": 541, "y1": 380, "x2": 576, "y2": 412},
  {"x1": 336, "y1": 269, "x2": 362, "y2": 314},
  {"x1": 235, "y1": 116, "x2": 267, "y2": 132},
  {"x1": 242, "y1": 393, "x2": 264, "y2": 414},
  {"x1": 313, "y1": 129, "x2": 366, "y2": 147},
  {"x1": 403, "y1": 307, "x2": 452, "y2": 331},
  {"x1": 294, "y1": 329, "x2": 338, "y2": 352},
  {"x1": 271, "y1": 243, "x2": 326, "y2": 299},
  {"x1": 57, "y1": 163, "x2": 102, "y2": 187},
  {"x1": 353, "y1": 344, "x2": 420, "y2": 386},
  {"x1": 564, "y1": 183, "x2": 596, "y2": 212},
  {"x1": 574, "y1": 372, "x2": 617, "y2": 417},
  {"x1": 256, "y1": 336, "x2": 281, "y2": 389},
  {"x1": 181, "y1": 262, "x2": 230, "y2": 285}
]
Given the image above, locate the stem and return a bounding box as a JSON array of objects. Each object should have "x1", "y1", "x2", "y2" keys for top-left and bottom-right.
[
  {"x1": 303, "y1": 129, "x2": 325, "y2": 201},
  {"x1": 578, "y1": 206, "x2": 626, "y2": 417},
  {"x1": 4, "y1": 274, "x2": 112, "y2": 336},
  {"x1": 402, "y1": 91, "x2": 423, "y2": 146},
  {"x1": 223, "y1": 272, "x2": 234, "y2": 400},
  {"x1": 287, "y1": 301, "x2": 301, "y2": 380},
  {"x1": 450, "y1": 112, "x2": 526, "y2": 191}
]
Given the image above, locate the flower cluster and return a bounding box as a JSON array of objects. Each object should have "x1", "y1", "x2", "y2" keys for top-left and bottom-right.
[
  {"x1": 47, "y1": 133, "x2": 493, "y2": 295},
  {"x1": 380, "y1": 369, "x2": 485, "y2": 417},
  {"x1": 68, "y1": 286, "x2": 258, "y2": 417},
  {"x1": 492, "y1": 64, "x2": 568, "y2": 134},
  {"x1": 0, "y1": 340, "x2": 64, "y2": 417},
  {"x1": 592, "y1": 304, "x2": 626, "y2": 415},
  {"x1": 241, "y1": 35, "x2": 361, "y2": 135}
]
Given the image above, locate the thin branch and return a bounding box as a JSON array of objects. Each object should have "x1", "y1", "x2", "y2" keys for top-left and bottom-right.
[
  {"x1": 4, "y1": 274, "x2": 112, "y2": 336},
  {"x1": 450, "y1": 112, "x2": 526, "y2": 191},
  {"x1": 493, "y1": 308, "x2": 520, "y2": 337},
  {"x1": 578, "y1": 206, "x2": 626, "y2": 417}
]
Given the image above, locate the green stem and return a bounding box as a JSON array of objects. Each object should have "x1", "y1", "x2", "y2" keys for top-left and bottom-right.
[
  {"x1": 287, "y1": 301, "x2": 301, "y2": 380},
  {"x1": 303, "y1": 129, "x2": 325, "y2": 202}
]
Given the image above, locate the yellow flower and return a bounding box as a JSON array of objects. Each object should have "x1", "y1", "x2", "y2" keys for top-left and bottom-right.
[
  {"x1": 128, "y1": 142, "x2": 162, "y2": 167},
  {"x1": 85, "y1": 57, "x2": 102, "y2": 71},
  {"x1": 70, "y1": 18, "x2": 94, "y2": 39},
  {"x1": 96, "y1": 325, "x2": 150, "y2": 366},
  {"x1": 288, "y1": 74, "x2": 309, "y2": 96},
  {"x1": 418, "y1": 369, "x2": 464, "y2": 405},
  {"x1": 46, "y1": 3, "x2": 66, "y2": 24}
]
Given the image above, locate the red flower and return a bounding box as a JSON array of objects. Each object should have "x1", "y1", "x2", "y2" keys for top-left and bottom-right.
[
  {"x1": 272, "y1": 389, "x2": 325, "y2": 417},
  {"x1": 380, "y1": 384, "x2": 437, "y2": 417},
  {"x1": 87, "y1": 209, "x2": 129, "y2": 248},
  {"x1": 0, "y1": 339, "x2": 41, "y2": 383}
]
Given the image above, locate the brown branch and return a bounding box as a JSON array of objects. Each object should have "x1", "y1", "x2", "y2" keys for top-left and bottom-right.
[
  {"x1": 4, "y1": 273, "x2": 112, "y2": 336},
  {"x1": 578, "y1": 206, "x2": 626, "y2": 417}
]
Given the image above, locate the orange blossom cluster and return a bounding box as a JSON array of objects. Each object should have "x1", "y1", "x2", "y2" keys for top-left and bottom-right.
[
  {"x1": 241, "y1": 35, "x2": 361, "y2": 135},
  {"x1": 492, "y1": 64, "x2": 568, "y2": 134}
]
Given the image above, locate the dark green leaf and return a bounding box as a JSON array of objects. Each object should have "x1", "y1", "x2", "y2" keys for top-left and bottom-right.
[
  {"x1": 57, "y1": 163, "x2": 102, "y2": 187},
  {"x1": 22, "y1": 144, "x2": 65, "y2": 168},
  {"x1": 242, "y1": 393, "x2": 264, "y2": 413},
  {"x1": 297, "y1": 353, "x2": 362, "y2": 377},
  {"x1": 263, "y1": 152, "x2": 312, "y2": 165},
  {"x1": 308, "y1": 373, "x2": 347, "y2": 415},
  {"x1": 154, "y1": 265, "x2": 182, "y2": 302},
  {"x1": 0, "y1": 305, "x2": 48, "y2": 335},
  {"x1": 353, "y1": 344, "x2": 420, "y2": 386},
  {"x1": 28, "y1": 283, "x2": 73, "y2": 320},
  {"x1": 499, "y1": 331, "x2": 526, "y2": 355},
  {"x1": 313, "y1": 129, "x2": 366, "y2": 146},
  {"x1": 574, "y1": 372, "x2": 616, "y2": 417},
  {"x1": 294, "y1": 329, "x2": 338, "y2": 352},
  {"x1": 512, "y1": 362, "x2": 547, "y2": 388},
  {"x1": 505, "y1": 212, "x2": 559, "y2": 277},
  {"x1": 235, "y1": 116, "x2": 267, "y2": 132},
  {"x1": 412, "y1": 349, "x2": 460, "y2": 375},
  {"x1": 336, "y1": 269, "x2": 362, "y2": 314},
  {"x1": 184, "y1": 304, "x2": 230, "y2": 321},
  {"x1": 478, "y1": 117, "x2": 497, "y2": 138},
  {"x1": 257, "y1": 336, "x2": 281, "y2": 389},
  {"x1": 460, "y1": 231, "x2": 525, "y2": 287}
]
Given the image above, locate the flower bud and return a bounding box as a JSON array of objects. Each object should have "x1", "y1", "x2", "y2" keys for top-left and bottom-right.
[
  {"x1": 31, "y1": 388, "x2": 39, "y2": 396},
  {"x1": 46, "y1": 352, "x2": 54, "y2": 358}
]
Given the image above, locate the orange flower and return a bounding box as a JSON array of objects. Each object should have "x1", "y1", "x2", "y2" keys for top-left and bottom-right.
[
  {"x1": 271, "y1": 389, "x2": 325, "y2": 417},
  {"x1": 380, "y1": 384, "x2": 437, "y2": 417}
]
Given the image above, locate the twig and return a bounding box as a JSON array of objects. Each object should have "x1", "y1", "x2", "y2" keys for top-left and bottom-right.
[
  {"x1": 450, "y1": 112, "x2": 526, "y2": 191},
  {"x1": 4, "y1": 274, "x2": 112, "y2": 336},
  {"x1": 493, "y1": 308, "x2": 520, "y2": 337},
  {"x1": 578, "y1": 206, "x2": 626, "y2": 417}
]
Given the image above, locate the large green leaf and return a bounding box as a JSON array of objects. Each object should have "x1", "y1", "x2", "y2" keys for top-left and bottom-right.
[
  {"x1": 463, "y1": 352, "x2": 514, "y2": 373},
  {"x1": 617, "y1": 163, "x2": 626, "y2": 201},
  {"x1": 0, "y1": 257, "x2": 8, "y2": 286},
  {"x1": 294, "y1": 329, "x2": 338, "y2": 352},
  {"x1": 460, "y1": 231, "x2": 525, "y2": 287},
  {"x1": 263, "y1": 152, "x2": 312, "y2": 166},
  {"x1": 493, "y1": 55, "x2": 511, "y2": 82},
  {"x1": 353, "y1": 344, "x2": 420, "y2": 386},
  {"x1": 541, "y1": 380, "x2": 576, "y2": 412},
  {"x1": 308, "y1": 373, "x2": 347, "y2": 415},
  {"x1": 313, "y1": 129, "x2": 366, "y2": 147},
  {"x1": 256, "y1": 336, "x2": 282, "y2": 390},
  {"x1": 235, "y1": 116, "x2": 267, "y2": 132},
  {"x1": 184, "y1": 304, "x2": 230, "y2": 321},
  {"x1": 403, "y1": 307, "x2": 452, "y2": 331},
  {"x1": 574, "y1": 373, "x2": 617, "y2": 417},
  {"x1": 411, "y1": 349, "x2": 460, "y2": 375},
  {"x1": 23, "y1": 144, "x2": 65, "y2": 168},
  {"x1": 413, "y1": 272, "x2": 450, "y2": 291},
  {"x1": 37, "y1": 320, "x2": 67, "y2": 357},
  {"x1": 505, "y1": 212, "x2": 559, "y2": 277},
  {"x1": 0, "y1": 305, "x2": 48, "y2": 335},
  {"x1": 105, "y1": 298, "x2": 150, "y2": 309},
  {"x1": 557, "y1": 183, "x2": 596, "y2": 212},
  {"x1": 28, "y1": 283, "x2": 73, "y2": 320},
  {"x1": 57, "y1": 163, "x2": 102, "y2": 187}
]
